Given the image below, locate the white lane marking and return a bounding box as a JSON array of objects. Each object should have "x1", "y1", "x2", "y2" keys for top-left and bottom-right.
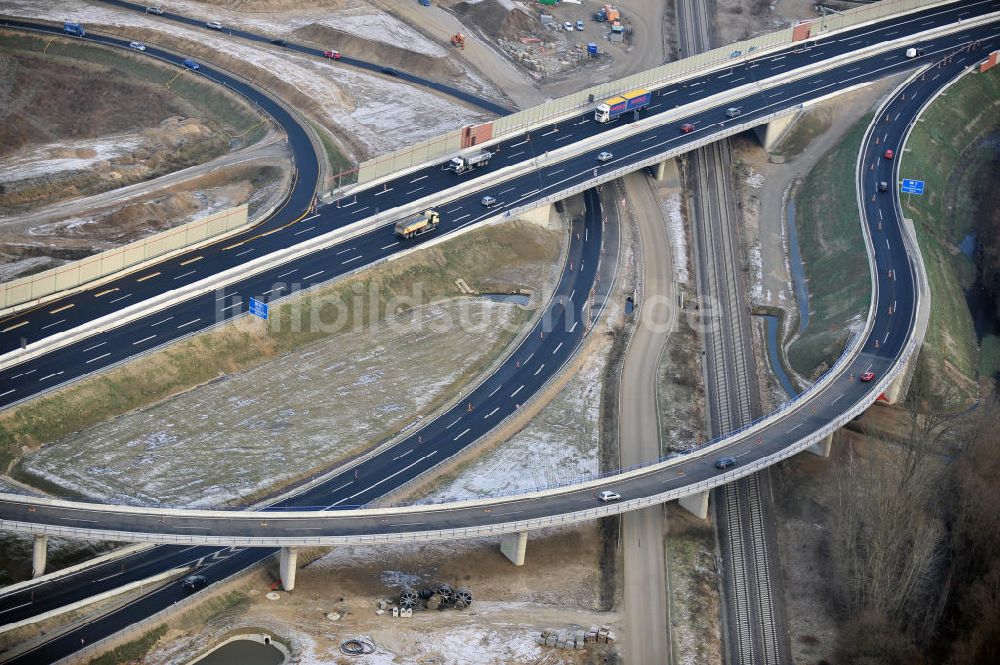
[
  {"x1": 661, "y1": 89, "x2": 676, "y2": 95},
  {"x1": 446, "y1": 207, "x2": 462, "y2": 213},
  {"x1": 454, "y1": 214, "x2": 470, "y2": 222},
  {"x1": 569, "y1": 289, "x2": 575, "y2": 299},
  {"x1": 718, "y1": 71, "x2": 731, "y2": 77},
  {"x1": 342, "y1": 256, "x2": 363, "y2": 264},
  {"x1": 216, "y1": 293, "x2": 232, "y2": 301},
  {"x1": 533, "y1": 363, "x2": 545, "y2": 376},
  {"x1": 0, "y1": 602, "x2": 32, "y2": 614},
  {"x1": 340, "y1": 200, "x2": 357, "y2": 208},
  {"x1": 151, "y1": 317, "x2": 174, "y2": 327},
  {"x1": 277, "y1": 269, "x2": 298, "y2": 279},
  {"x1": 381, "y1": 242, "x2": 400, "y2": 250},
  {"x1": 510, "y1": 385, "x2": 524, "y2": 398},
  {"x1": 488, "y1": 385, "x2": 502, "y2": 398},
  {"x1": 886, "y1": 238, "x2": 891, "y2": 250},
  {"x1": 541, "y1": 128, "x2": 558, "y2": 136},
  {"x1": 585, "y1": 228, "x2": 588, "y2": 242},
  {"x1": 570, "y1": 321, "x2": 579, "y2": 333},
  {"x1": 236, "y1": 248, "x2": 255, "y2": 257},
  {"x1": 177, "y1": 318, "x2": 200, "y2": 329},
  {"x1": 878, "y1": 209, "x2": 883, "y2": 221},
  {"x1": 405, "y1": 187, "x2": 424, "y2": 195},
  {"x1": 293, "y1": 226, "x2": 315, "y2": 236},
  {"x1": 41, "y1": 319, "x2": 66, "y2": 330},
  {"x1": 453, "y1": 428, "x2": 470, "y2": 441},
  {"x1": 39, "y1": 371, "x2": 63, "y2": 381},
  {"x1": 109, "y1": 294, "x2": 132, "y2": 304},
  {"x1": 446, "y1": 417, "x2": 461, "y2": 429},
  {"x1": 332, "y1": 481, "x2": 353, "y2": 493},
  {"x1": 262, "y1": 286, "x2": 283, "y2": 295},
  {"x1": 847, "y1": 66, "x2": 861, "y2": 73},
  {"x1": 499, "y1": 186, "x2": 517, "y2": 195},
  {"x1": 86, "y1": 352, "x2": 111, "y2": 364},
  {"x1": 0, "y1": 390, "x2": 14, "y2": 397},
  {"x1": 511, "y1": 139, "x2": 529, "y2": 147},
  {"x1": 555, "y1": 134, "x2": 573, "y2": 142},
  {"x1": 82, "y1": 341, "x2": 106, "y2": 352},
  {"x1": 524, "y1": 353, "x2": 534, "y2": 362},
  {"x1": 786, "y1": 423, "x2": 804, "y2": 433},
  {"x1": 395, "y1": 522, "x2": 425, "y2": 527},
  {"x1": 484, "y1": 407, "x2": 499, "y2": 419},
  {"x1": 133, "y1": 335, "x2": 156, "y2": 345},
  {"x1": 884, "y1": 331, "x2": 890, "y2": 343},
  {"x1": 221, "y1": 302, "x2": 241, "y2": 312},
  {"x1": 336, "y1": 247, "x2": 354, "y2": 255},
  {"x1": 772, "y1": 55, "x2": 785, "y2": 61},
  {"x1": 174, "y1": 269, "x2": 196, "y2": 280},
  {"x1": 508, "y1": 151, "x2": 525, "y2": 159},
  {"x1": 352, "y1": 206, "x2": 370, "y2": 214},
  {"x1": 393, "y1": 449, "x2": 414, "y2": 460},
  {"x1": 641, "y1": 135, "x2": 659, "y2": 142},
  {"x1": 832, "y1": 394, "x2": 845, "y2": 405},
  {"x1": 303, "y1": 270, "x2": 325, "y2": 280},
  {"x1": 550, "y1": 169, "x2": 563, "y2": 175},
  {"x1": 329, "y1": 451, "x2": 437, "y2": 507},
  {"x1": 553, "y1": 342, "x2": 563, "y2": 354},
  {"x1": 374, "y1": 188, "x2": 393, "y2": 196},
  {"x1": 409, "y1": 174, "x2": 428, "y2": 183}
]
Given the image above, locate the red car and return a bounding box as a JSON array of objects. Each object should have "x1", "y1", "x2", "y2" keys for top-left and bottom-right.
[
  {"x1": 680, "y1": 123, "x2": 695, "y2": 133},
  {"x1": 860, "y1": 371, "x2": 875, "y2": 382},
  {"x1": 883, "y1": 148, "x2": 894, "y2": 160},
  {"x1": 324, "y1": 50, "x2": 342, "y2": 60}
]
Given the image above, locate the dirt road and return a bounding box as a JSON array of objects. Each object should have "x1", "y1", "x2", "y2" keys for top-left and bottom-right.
[{"x1": 618, "y1": 170, "x2": 678, "y2": 664}]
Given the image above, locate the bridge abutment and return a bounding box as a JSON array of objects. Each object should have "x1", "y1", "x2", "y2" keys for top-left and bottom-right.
[
  {"x1": 500, "y1": 531, "x2": 528, "y2": 565},
  {"x1": 279, "y1": 546, "x2": 298, "y2": 591},
  {"x1": 753, "y1": 112, "x2": 800, "y2": 153},
  {"x1": 32, "y1": 534, "x2": 47, "y2": 578},
  {"x1": 678, "y1": 491, "x2": 710, "y2": 519},
  {"x1": 808, "y1": 431, "x2": 834, "y2": 458}
]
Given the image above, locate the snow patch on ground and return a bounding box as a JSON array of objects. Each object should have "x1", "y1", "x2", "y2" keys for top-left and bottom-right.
[
  {"x1": 748, "y1": 243, "x2": 763, "y2": 302},
  {"x1": 317, "y1": 13, "x2": 447, "y2": 58},
  {"x1": 745, "y1": 166, "x2": 765, "y2": 189},
  {"x1": 661, "y1": 193, "x2": 688, "y2": 284},
  {"x1": 0, "y1": 136, "x2": 146, "y2": 183}
]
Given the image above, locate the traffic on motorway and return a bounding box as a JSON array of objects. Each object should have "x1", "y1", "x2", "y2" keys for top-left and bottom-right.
[
  {"x1": 0, "y1": 1, "x2": 996, "y2": 409},
  {"x1": 0, "y1": 5, "x2": 999, "y2": 662}
]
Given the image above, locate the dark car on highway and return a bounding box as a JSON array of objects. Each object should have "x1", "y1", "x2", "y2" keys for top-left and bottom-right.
[
  {"x1": 181, "y1": 574, "x2": 208, "y2": 593},
  {"x1": 715, "y1": 457, "x2": 737, "y2": 470}
]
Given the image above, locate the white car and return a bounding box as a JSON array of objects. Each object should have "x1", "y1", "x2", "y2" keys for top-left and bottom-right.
[
  {"x1": 596, "y1": 151, "x2": 613, "y2": 162},
  {"x1": 597, "y1": 490, "x2": 622, "y2": 502},
  {"x1": 128, "y1": 41, "x2": 146, "y2": 51},
  {"x1": 206, "y1": 21, "x2": 223, "y2": 30},
  {"x1": 564, "y1": 21, "x2": 574, "y2": 31},
  {"x1": 481, "y1": 195, "x2": 498, "y2": 207}
]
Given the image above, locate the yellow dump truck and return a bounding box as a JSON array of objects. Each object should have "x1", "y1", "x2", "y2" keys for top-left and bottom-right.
[{"x1": 394, "y1": 209, "x2": 440, "y2": 239}]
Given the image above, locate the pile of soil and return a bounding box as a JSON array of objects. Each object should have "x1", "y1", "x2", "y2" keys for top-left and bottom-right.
[{"x1": 451, "y1": 0, "x2": 538, "y2": 41}]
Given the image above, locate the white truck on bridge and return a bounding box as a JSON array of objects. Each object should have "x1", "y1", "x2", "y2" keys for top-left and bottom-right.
[{"x1": 444, "y1": 150, "x2": 494, "y2": 174}]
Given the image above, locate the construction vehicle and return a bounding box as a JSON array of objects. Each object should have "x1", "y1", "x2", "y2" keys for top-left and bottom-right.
[
  {"x1": 595, "y1": 5, "x2": 620, "y2": 22},
  {"x1": 395, "y1": 209, "x2": 440, "y2": 239},
  {"x1": 63, "y1": 22, "x2": 85, "y2": 37},
  {"x1": 593, "y1": 88, "x2": 650, "y2": 123},
  {"x1": 450, "y1": 33, "x2": 465, "y2": 49},
  {"x1": 444, "y1": 150, "x2": 493, "y2": 174}
]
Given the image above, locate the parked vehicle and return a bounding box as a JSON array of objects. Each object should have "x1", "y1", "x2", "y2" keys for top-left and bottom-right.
[
  {"x1": 715, "y1": 457, "x2": 737, "y2": 470},
  {"x1": 128, "y1": 41, "x2": 146, "y2": 51},
  {"x1": 63, "y1": 22, "x2": 85, "y2": 37},
  {"x1": 182, "y1": 58, "x2": 200, "y2": 70},
  {"x1": 593, "y1": 88, "x2": 650, "y2": 123},
  {"x1": 323, "y1": 50, "x2": 342, "y2": 60},
  {"x1": 395, "y1": 209, "x2": 440, "y2": 239},
  {"x1": 444, "y1": 150, "x2": 493, "y2": 174},
  {"x1": 576, "y1": 20, "x2": 585, "y2": 31},
  {"x1": 564, "y1": 21, "x2": 574, "y2": 32}
]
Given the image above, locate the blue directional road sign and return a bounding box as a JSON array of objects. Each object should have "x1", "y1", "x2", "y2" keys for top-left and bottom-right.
[
  {"x1": 900, "y1": 179, "x2": 925, "y2": 195},
  {"x1": 249, "y1": 297, "x2": 268, "y2": 320}
]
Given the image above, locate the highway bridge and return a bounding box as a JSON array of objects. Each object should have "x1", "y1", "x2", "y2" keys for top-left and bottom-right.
[{"x1": 0, "y1": 0, "x2": 998, "y2": 660}]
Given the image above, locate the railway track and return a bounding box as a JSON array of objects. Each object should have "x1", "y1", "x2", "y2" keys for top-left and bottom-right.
[{"x1": 676, "y1": 2, "x2": 789, "y2": 664}]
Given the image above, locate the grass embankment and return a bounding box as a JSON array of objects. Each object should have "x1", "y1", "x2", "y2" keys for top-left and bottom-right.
[
  {"x1": 0, "y1": 222, "x2": 559, "y2": 472},
  {"x1": 0, "y1": 32, "x2": 266, "y2": 211},
  {"x1": 899, "y1": 66, "x2": 1000, "y2": 406},
  {"x1": 786, "y1": 115, "x2": 872, "y2": 379}
]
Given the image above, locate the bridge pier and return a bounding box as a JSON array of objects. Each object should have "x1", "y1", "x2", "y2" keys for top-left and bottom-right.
[
  {"x1": 279, "y1": 546, "x2": 298, "y2": 591},
  {"x1": 753, "y1": 112, "x2": 800, "y2": 153},
  {"x1": 500, "y1": 531, "x2": 528, "y2": 566},
  {"x1": 648, "y1": 157, "x2": 679, "y2": 185},
  {"x1": 678, "y1": 491, "x2": 710, "y2": 519},
  {"x1": 808, "y1": 431, "x2": 834, "y2": 458},
  {"x1": 519, "y1": 202, "x2": 554, "y2": 228},
  {"x1": 32, "y1": 535, "x2": 47, "y2": 578}
]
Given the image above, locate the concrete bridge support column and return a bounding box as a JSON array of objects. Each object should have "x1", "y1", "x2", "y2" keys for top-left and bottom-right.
[
  {"x1": 32, "y1": 535, "x2": 47, "y2": 578},
  {"x1": 753, "y1": 111, "x2": 800, "y2": 153},
  {"x1": 500, "y1": 531, "x2": 528, "y2": 566},
  {"x1": 808, "y1": 431, "x2": 835, "y2": 458},
  {"x1": 648, "y1": 158, "x2": 679, "y2": 185},
  {"x1": 279, "y1": 546, "x2": 298, "y2": 591},
  {"x1": 519, "y1": 202, "x2": 555, "y2": 229},
  {"x1": 678, "y1": 491, "x2": 710, "y2": 519}
]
